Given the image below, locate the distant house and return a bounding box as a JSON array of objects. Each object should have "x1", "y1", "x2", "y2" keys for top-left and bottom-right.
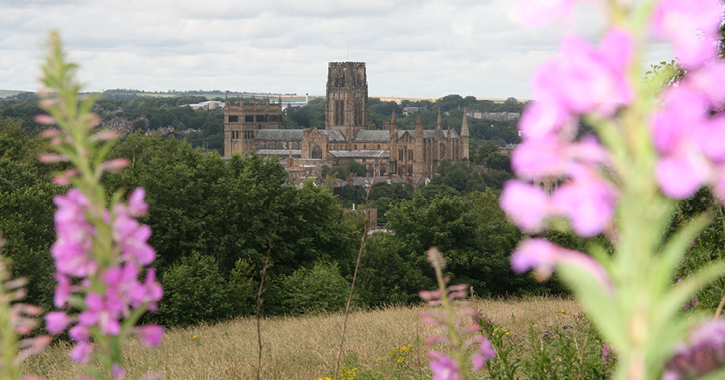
[
  {"x1": 184, "y1": 101, "x2": 225, "y2": 110},
  {"x1": 465, "y1": 110, "x2": 520, "y2": 121},
  {"x1": 402, "y1": 106, "x2": 420, "y2": 115}
]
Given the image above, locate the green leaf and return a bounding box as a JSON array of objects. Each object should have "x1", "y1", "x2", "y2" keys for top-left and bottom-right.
[
  {"x1": 654, "y1": 211, "x2": 713, "y2": 294},
  {"x1": 557, "y1": 263, "x2": 627, "y2": 349},
  {"x1": 659, "y1": 260, "x2": 725, "y2": 324}
]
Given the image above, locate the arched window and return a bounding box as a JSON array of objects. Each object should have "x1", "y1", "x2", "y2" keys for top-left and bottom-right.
[{"x1": 312, "y1": 144, "x2": 323, "y2": 159}]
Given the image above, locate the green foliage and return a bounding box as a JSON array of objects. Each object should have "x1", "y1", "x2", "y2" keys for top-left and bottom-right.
[
  {"x1": 0, "y1": 117, "x2": 59, "y2": 311},
  {"x1": 361, "y1": 189, "x2": 554, "y2": 302},
  {"x1": 473, "y1": 312, "x2": 615, "y2": 380},
  {"x1": 667, "y1": 188, "x2": 725, "y2": 312},
  {"x1": 267, "y1": 262, "x2": 353, "y2": 315},
  {"x1": 284, "y1": 98, "x2": 325, "y2": 129},
  {"x1": 426, "y1": 161, "x2": 512, "y2": 198},
  {"x1": 153, "y1": 253, "x2": 248, "y2": 326}
]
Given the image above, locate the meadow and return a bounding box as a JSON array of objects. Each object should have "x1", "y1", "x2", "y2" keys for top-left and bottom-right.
[{"x1": 23, "y1": 297, "x2": 583, "y2": 380}]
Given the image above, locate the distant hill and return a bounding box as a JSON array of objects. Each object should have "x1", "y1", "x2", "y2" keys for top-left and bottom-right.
[
  {"x1": 0, "y1": 90, "x2": 32, "y2": 99},
  {"x1": 97, "y1": 89, "x2": 302, "y2": 101}
]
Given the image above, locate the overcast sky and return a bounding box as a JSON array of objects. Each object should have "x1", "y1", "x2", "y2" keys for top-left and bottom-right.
[{"x1": 1, "y1": 0, "x2": 674, "y2": 99}]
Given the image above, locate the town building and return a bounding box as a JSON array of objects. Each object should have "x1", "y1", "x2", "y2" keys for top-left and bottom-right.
[{"x1": 223, "y1": 62, "x2": 470, "y2": 179}]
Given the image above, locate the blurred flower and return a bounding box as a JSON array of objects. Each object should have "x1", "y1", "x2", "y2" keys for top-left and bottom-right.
[
  {"x1": 663, "y1": 320, "x2": 725, "y2": 380},
  {"x1": 511, "y1": 239, "x2": 613, "y2": 291},
  {"x1": 429, "y1": 352, "x2": 463, "y2": 380},
  {"x1": 136, "y1": 325, "x2": 164, "y2": 347},
  {"x1": 517, "y1": 0, "x2": 574, "y2": 28},
  {"x1": 651, "y1": 0, "x2": 721, "y2": 68}
]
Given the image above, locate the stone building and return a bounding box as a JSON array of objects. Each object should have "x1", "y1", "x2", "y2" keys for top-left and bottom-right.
[{"x1": 223, "y1": 62, "x2": 470, "y2": 179}]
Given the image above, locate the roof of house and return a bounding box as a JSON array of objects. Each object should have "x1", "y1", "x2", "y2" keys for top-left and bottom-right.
[
  {"x1": 354, "y1": 130, "x2": 390, "y2": 141},
  {"x1": 328, "y1": 150, "x2": 390, "y2": 159},
  {"x1": 256, "y1": 149, "x2": 302, "y2": 157},
  {"x1": 395, "y1": 130, "x2": 459, "y2": 140},
  {"x1": 318, "y1": 129, "x2": 346, "y2": 141},
  {"x1": 256, "y1": 129, "x2": 304, "y2": 141}
]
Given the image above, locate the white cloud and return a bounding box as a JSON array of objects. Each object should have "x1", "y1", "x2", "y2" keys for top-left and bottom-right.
[{"x1": 0, "y1": 0, "x2": 675, "y2": 99}]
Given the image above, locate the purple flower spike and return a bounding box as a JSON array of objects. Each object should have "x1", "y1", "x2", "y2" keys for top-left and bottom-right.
[
  {"x1": 45, "y1": 312, "x2": 72, "y2": 335},
  {"x1": 78, "y1": 293, "x2": 122, "y2": 336},
  {"x1": 500, "y1": 181, "x2": 550, "y2": 233},
  {"x1": 136, "y1": 325, "x2": 164, "y2": 347},
  {"x1": 518, "y1": 101, "x2": 575, "y2": 140},
  {"x1": 511, "y1": 239, "x2": 561, "y2": 275},
  {"x1": 127, "y1": 188, "x2": 149, "y2": 217},
  {"x1": 428, "y1": 352, "x2": 463, "y2": 380},
  {"x1": 511, "y1": 239, "x2": 613, "y2": 292},
  {"x1": 551, "y1": 165, "x2": 617, "y2": 237},
  {"x1": 651, "y1": 0, "x2": 721, "y2": 68},
  {"x1": 665, "y1": 320, "x2": 725, "y2": 379},
  {"x1": 532, "y1": 29, "x2": 634, "y2": 119},
  {"x1": 655, "y1": 153, "x2": 711, "y2": 199},
  {"x1": 69, "y1": 325, "x2": 90, "y2": 342},
  {"x1": 470, "y1": 337, "x2": 496, "y2": 371},
  {"x1": 112, "y1": 364, "x2": 126, "y2": 380},
  {"x1": 70, "y1": 341, "x2": 94, "y2": 364},
  {"x1": 511, "y1": 137, "x2": 569, "y2": 180}
]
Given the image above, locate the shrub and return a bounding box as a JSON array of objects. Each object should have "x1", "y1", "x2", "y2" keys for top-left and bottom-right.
[
  {"x1": 269, "y1": 262, "x2": 353, "y2": 315},
  {"x1": 153, "y1": 253, "x2": 246, "y2": 326}
]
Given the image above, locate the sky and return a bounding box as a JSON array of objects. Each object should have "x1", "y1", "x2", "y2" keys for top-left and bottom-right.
[{"x1": 1, "y1": 0, "x2": 674, "y2": 100}]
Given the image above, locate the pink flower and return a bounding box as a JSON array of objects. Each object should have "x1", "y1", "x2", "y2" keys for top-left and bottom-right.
[
  {"x1": 511, "y1": 239, "x2": 613, "y2": 291},
  {"x1": 136, "y1": 325, "x2": 164, "y2": 347},
  {"x1": 112, "y1": 364, "x2": 126, "y2": 380},
  {"x1": 113, "y1": 215, "x2": 156, "y2": 266},
  {"x1": 500, "y1": 181, "x2": 550, "y2": 233},
  {"x1": 45, "y1": 312, "x2": 72, "y2": 335},
  {"x1": 687, "y1": 61, "x2": 725, "y2": 105},
  {"x1": 54, "y1": 274, "x2": 73, "y2": 308},
  {"x1": 129, "y1": 268, "x2": 163, "y2": 311},
  {"x1": 664, "y1": 320, "x2": 725, "y2": 379},
  {"x1": 512, "y1": 136, "x2": 610, "y2": 180},
  {"x1": 655, "y1": 152, "x2": 711, "y2": 199},
  {"x1": 651, "y1": 0, "x2": 721, "y2": 68},
  {"x1": 551, "y1": 165, "x2": 617, "y2": 237},
  {"x1": 99, "y1": 158, "x2": 129, "y2": 174},
  {"x1": 511, "y1": 137, "x2": 569, "y2": 180},
  {"x1": 518, "y1": 101, "x2": 575, "y2": 140},
  {"x1": 69, "y1": 324, "x2": 90, "y2": 341},
  {"x1": 52, "y1": 189, "x2": 97, "y2": 277},
  {"x1": 517, "y1": 0, "x2": 574, "y2": 28},
  {"x1": 78, "y1": 293, "x2": 122, "y2": 335},
  {"x1": 471, "y1": 338, "x2": 496, "y2": 371},
  {"x1": 127, "y1": 188, "x2": 149, "y2": 217},
  {"x1": 70, "y1": 341, "x2": 93, "y2": 363},
  {"x1": 650, "y1": 85, "x2": 724, "y2": 199},
  {"x1": 428, "y1": 352, "x2": 463, "y2": 380},
  {"x1": 533, "y1": 29, "x2": 634, "y2": 118}
]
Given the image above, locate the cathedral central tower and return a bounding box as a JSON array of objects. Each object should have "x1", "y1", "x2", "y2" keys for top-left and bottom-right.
[{"x1": 325, "y1": 62, "x2": 368, "y2": 139}]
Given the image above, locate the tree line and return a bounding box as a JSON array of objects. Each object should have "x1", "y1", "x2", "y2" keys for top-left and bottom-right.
[
  {"x1": 0, "y1": 116, "x2": 569, "y2": 327},
  {"x1": 2, "y1": 93, "x2": 524, "y2": 157}
]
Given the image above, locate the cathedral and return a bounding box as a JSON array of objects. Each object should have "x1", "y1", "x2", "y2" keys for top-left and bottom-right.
[{"x1": 223, "y1": 62, "x2": 470, "y2": 179}]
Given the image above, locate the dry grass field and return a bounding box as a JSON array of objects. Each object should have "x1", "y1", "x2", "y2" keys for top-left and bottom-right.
[{"x1": 23, "y1": 296, "x2": 581, "y2": 380}]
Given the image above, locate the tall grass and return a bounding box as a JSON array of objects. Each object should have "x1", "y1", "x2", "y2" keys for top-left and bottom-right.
[{"x1": 23, "y1": 297, "x2": 580, "y2": 379}]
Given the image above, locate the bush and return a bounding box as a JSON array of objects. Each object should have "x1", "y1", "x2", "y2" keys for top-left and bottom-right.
[
  {"x1": 153, "y1": 253, "x2": 248, "y2": 326},
  {"x1": 268, "y1": 262, "x2": 353, "y2": 315}
]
